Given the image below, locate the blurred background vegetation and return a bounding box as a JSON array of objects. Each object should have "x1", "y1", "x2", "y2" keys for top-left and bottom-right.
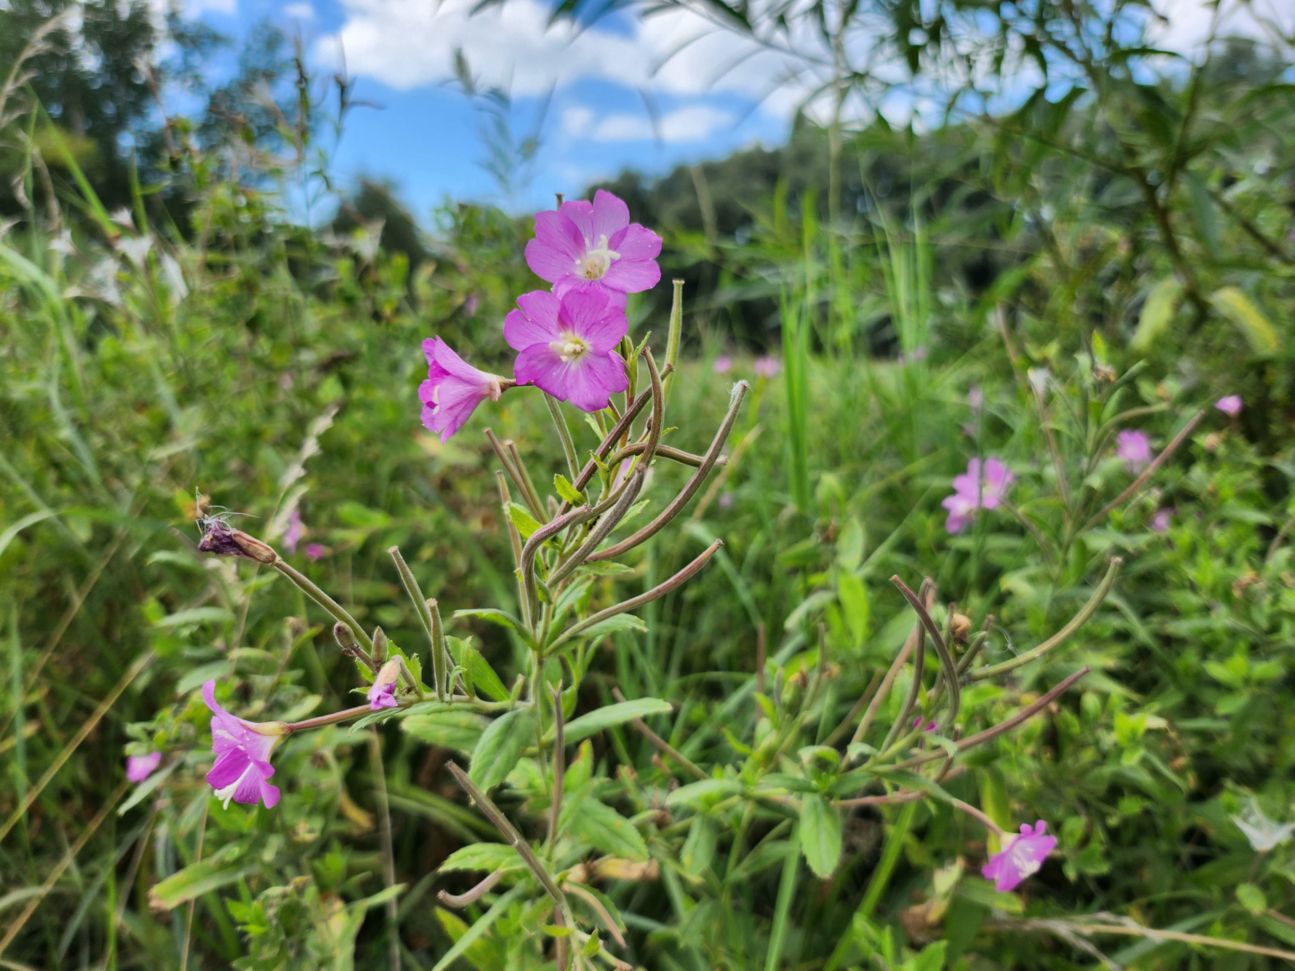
[{"x1": 1, "y1": 0, "x2": 1293, "y2": 967}]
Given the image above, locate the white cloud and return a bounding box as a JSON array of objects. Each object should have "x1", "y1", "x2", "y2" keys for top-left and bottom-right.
[
  {"x1": 315, "y1": 0, "x2": 818, "y2": 106},
  {"x1": 283, "y1": 1, "x2": 316, "y2": 21},
  {"x1": 563, "y1": 103, "x2": 736, "y2": 142},
  {"x1": 1149, "y1": 0, "x2": 1295, "y2": 57}
]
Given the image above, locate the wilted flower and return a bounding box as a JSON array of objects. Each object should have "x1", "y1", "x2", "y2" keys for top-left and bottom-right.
[
  {"x1": 368, "y1": 659, "x2": 401, "y2": 711},
  {"x1": 126, "y1": 751, "x2": 162, "y2": 783},
  {"x1": 941, "y1": 457, "x2": 1014, "y2": 534},
  {"x1": 1151, "y1": 508, "x2": 1173, "y2": 533},
  {"x1": 202, "y1": 680, "x2": 285, "y2": 810},
  {"x1": 754, "y1": 356, "x2": 781, "y2": 378},
  {"x1": 982, "y1": 820, "x2": 1057, "y2": 892},
  {"x1": 419, "y1": 337, "x2": 508, "y2": 442},
  {"x1": 1115, "y1": 429, "x2": 1153, "y2": 474},
  {"x1": 198, "y1": 520, "x2": 277, "y2": 564},
  {"x1": 1216, "y1": 395, "x2": 1243, "y2": 417},
  {"x1": 505, "y1": 288, "x2": 629, "y2": 412},
  {"x1": 524, "y1": 189, "x2": 661, "y2": 298},
  {"x1": 713, "y1": 355, "x2": 733, "y2": 375}
]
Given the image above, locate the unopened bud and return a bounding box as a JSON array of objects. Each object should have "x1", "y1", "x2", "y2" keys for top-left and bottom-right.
[
  {"x1": 373, "y1": 658, "x2": 401, "y2": 690},
  {"x1": 333, "y1": 621, "x2": 359, "y2": 656},
  {"x1": 372, "y1": 627, "x2": 389, "y2": 664},
  {"x1": 198, "y1": 520, "x2": 277, "y2": 564}
]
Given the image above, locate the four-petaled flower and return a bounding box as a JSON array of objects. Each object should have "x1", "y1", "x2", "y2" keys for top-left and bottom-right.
[
  {"x1": 524, "y1": 189, "x2": 661, "y2": 299},
  {"x1": 1115, "y1": 429, "x2": 1153, "y2": 474},
  {"x1": 1216, "y1": 394, "x2": 1243, "y2": 417},
  {"x1": 982, "y1": 820, "x2": 1057, "y2": 892},
  {"x1": 126, "y1": 751, "x2": 162, "y2": 783},
  {"x1": 202, "y1": 680, "x2": 285, "y2": 810},
  {"x1": 505, "y1": 288, "x2": 629, "y2": 412},
  {"x1": 420, "y1": 338, "x2": 508, "y2": 443},
  {"x1": 942, "y1": 457, "x2": 1014, "y2": 534}
]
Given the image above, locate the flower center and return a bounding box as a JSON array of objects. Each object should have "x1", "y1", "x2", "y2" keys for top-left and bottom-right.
[
  {"x1": 577, "y1": 234, "x2": 619, "y2": 280},
  {"x1": 1008, "y1": 841, "x2": 1042, "y2": 878},
  {"x1": 550, "y1": 331, "x2": 590, "y2": 363}
]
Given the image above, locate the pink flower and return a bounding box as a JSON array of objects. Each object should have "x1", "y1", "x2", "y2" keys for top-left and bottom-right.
[
  {"x1": 505, "y1": 288, "x2": 628, "y2": 412},
  {"x1": 305, "y1": 543, "x2": 325, "y2": 561},
  {"x1": 1115, "y1": 429, "x2": 1153, "y2": 474},
  {"x1": 982, "y1": 820, "x2": 1058, "y2": 892},
  {"x1": 420, "y1": 338, "x2": 507, "y2": 442},
  {"x1": 524, "y1": 189, "x2": 661, "y2": 297},
  {"x1": 911, "y1": 717, "x2": 937, "y2": 733},
  {"x1": 126, "y1": 751, "x2": 162, "y2": 783},
  {"x1": 1216, "y1": 395, "x2": 1242, "y2": 417},
  {"x1": 713, "y1": 355, "x2": 733, "y2": 375},
  {"x1": 202, "y1": 680, "x2": 284, "y2": 810},
  {"x1": 754, "y1": 356, "x2": 781, "y2": 378},
  {"x1": 283, "y1": 509, "x2": 304, "y2": 555},
  {"x1": 1151, "y1": 508, "x2": 1173, "y2": 533},
  {"x1": 368, "y1": 659, "x2": 400, "y2": 711},
  {"x1": 941, "y1": 457, "x2": 1014, "y2": 534}
]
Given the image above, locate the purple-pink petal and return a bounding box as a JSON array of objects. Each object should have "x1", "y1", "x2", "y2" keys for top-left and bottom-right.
[
  {"x1": 982, "y1": 820, "x2": 1057, "y2": 892},
  {"x1": 1115, "y1": 430, "x2": 1153, "y2": 474},
  {"x1": 505, "y1": 291, "x2": 562, "y2": 350},
  {"x1": 559, "y1": 288, "x2": 627, "y2": 352},
  {"x1": 419, "y1": 337, "x2": 504, "y2": 442},
  {"x1": 1216, "y1": 394, "x2": 1242, "y2": 416},
  {"x1": 525, "y1": 211, "x2": 586, "y2": 283},
  {"x1": 523, "y1": 190, "x2": 660, "y2": 295},
  {"x1": 368, "y1": 680, "x2": 398, "y2": 710},
  {"x1": 201, "y1": 679, "x2": 282, "y2": 810}
]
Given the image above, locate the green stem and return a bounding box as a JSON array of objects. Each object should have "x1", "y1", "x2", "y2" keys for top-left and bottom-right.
[
  {"x1": 544, "y1": 394, "x2": 580, "y2": 481},
  {"x1": 273, "y1": 560, "x2": 372, "y2": 653}
]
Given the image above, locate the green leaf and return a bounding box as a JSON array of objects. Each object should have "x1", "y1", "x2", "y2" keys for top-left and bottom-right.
[
  {"x1": 560, "y1": 698, "x2": 672, "y2": 745},
  {"x1": 800, "y1": 794, "x2": 842, "y2": 879},
  {"x1": 1185, "y1": 172, "x2": 1221, "y2": 258},
  {"x1": 402, "y1": 707, "x2": 489, "y2": 754},
  {"x1": 1132, "y1": 277, "x2": 1183, "y2": 352},
  {"x1": 449, "y1": 638, "x2": 510, "y2": 702},
  {"x1": 553, "y1": 473, "x2": 585, "y2": 505},
  {"x1": 665, "y1": 778, "x2": 741, "y2": 809},
  {"x1": 508, "y1": 503, "x2": 543, "y2": 540},
  {"x1": 439, "y1": 842, "x2": 524, "y2": 874},
  {"x1": 837, "y1": 572, "x2": 870, "y2": 645},
  {"x1": 1236, "y1": 882, "x2": 1267, "y2": 915},
  {"x1": 563, "y1": 797, "x2": 648, "y2": 861},
  {"x1": 1211, "y1": 286, "x2": 1278, "y2": 355},
  {"x1": 155, "y1": 606, "x2": 234, "y2": 629},
  {"x1": 575, "y1": 614, "x2": 647, "y2": 640},
  {"x1": 147, "y1": 846, "x2": 249, "y2": 911},
  {"x1": 835, "y1": 517, "x2": 865, "y2": 571},
  {"x1": 452, "y1": 608, "x2": 522, "y2": 633},
  {"x1": 469, "y1": 708, "x2": 534, "y2": 790}
]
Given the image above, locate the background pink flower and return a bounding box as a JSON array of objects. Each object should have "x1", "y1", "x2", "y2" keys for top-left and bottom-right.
[
  {"x1": 126, "y1": 751, "x2": 161, "y2": 783},
  {"x1": 942, "y1": 457, "x2": 1014, "y2": 534},
  {"x1": 1151, "y1": 508, "x2": 1173, "y2": 533},
  {"x1": 505, "y1": 288, "x2": 628, "y2": 412},
  {"x1": 982, "y1": 820, "x2": 1057, "y2": 892},
  {"x1": 1115, "y1": 429, "x2": 1153, "y2": 473},
  {"x1": 754, "y1": 355, "x2": 781, "y2": 378},
  {"x1": 713, "y1": 355, "x2": 733, "y2": 375},
  {"x1": 524, "y1": 189, "x2": 661, "y2": 296},
  {"x1": 1216, "y1": 394, "x2": 1243, "y2": 416},
  {"x1": 419, "y1": 337, "x2": 506, "y2": 442}
]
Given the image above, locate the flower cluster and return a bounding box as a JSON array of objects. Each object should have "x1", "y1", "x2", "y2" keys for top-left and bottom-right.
[{"x1": 419, "y1": 190, "x2": 661, "y2": 440}]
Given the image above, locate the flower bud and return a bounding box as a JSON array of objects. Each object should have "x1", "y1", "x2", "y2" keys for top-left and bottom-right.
[{"x1": 951, "y1": 612, "x2": 973, "y2": 643}]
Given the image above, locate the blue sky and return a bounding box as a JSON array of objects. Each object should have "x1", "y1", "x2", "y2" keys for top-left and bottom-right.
[
  {"x1": 188, "y1": 0, "x2": 802, "y2": 216},
  {"x1": 182, "y1": 0, "x2": 1291, "y2": 217}
]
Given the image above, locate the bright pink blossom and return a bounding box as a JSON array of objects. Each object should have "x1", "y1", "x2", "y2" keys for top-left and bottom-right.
[
  {"x1": 505, "y1": 288, "x2": 628, "y2": 412},
  {"x1": 524, "y1": 189, "x2": 661, "y2": 297},
  {"x1": 1216, "y1": 395, "x2": 1242, "y2": 416},
  {"x1": 942, "y1": 457, "x2": 1014, "y2": 534},
  {"x1": 419, "y1": 338, "x2": 507, "y2": 442},
  {"x1": 982, "y1": 820, "x2": 1057, "y2": 892},
  {"x1": 126, "y1": 751, "x2": 162, "y2": 783},
  {"x1": 202, "y1": 680, "x2": 283, "y2": 810},
  {"x1": 1115, "y1": 429, "x2": 1153, "y2": 474}
]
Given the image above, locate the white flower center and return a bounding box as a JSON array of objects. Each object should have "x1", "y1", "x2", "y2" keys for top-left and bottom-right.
[
  {"x1": 577, "y1": 234, "x2": 619, "y2": 280},
  {"x1": 1008, "y1": 840, "x2": 1042, "y2": 879},
  {"x1": 550, "y1": 331, "x2": 589, "y2": 363}
]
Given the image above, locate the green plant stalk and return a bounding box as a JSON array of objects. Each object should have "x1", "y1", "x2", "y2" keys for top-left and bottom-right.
[
  {"x1": 386, "y1": 546, "x2": 445, "y2": 699},
  {"x1": 273, "y1": 559, "x2": 373, "y2": 654},
  {"x1": 544, "y1": 394, "x2": 580, "y2": 481},
  {"x1": 662, "y1": 278, "x2": 684, "y2": 399},
  {"x1": 970, "y1": 558, "x2": 1121, "y2": 680}
]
